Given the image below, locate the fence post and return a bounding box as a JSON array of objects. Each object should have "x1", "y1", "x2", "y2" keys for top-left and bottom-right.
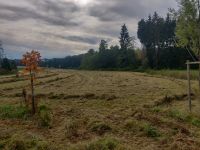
[{"x1": 187, "y1": 60, "x2": 192, "y2": 112}]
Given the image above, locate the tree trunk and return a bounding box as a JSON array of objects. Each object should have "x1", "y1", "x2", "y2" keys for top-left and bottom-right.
[{"x1": 30, "y1": 72, "x2": 35, "y2": 114}]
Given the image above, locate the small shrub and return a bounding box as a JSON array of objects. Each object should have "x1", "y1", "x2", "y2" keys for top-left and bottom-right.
[
  {"x1": 143, "y1": 124, "x2": 160, "y2": 138},
  {"x1": 0, "y1": 105, "x2": 29, "y2": 119},
  {"x1": 38, "y1": 105, "x2": 52, "y2": 128},
  {"x1": 89, "y1": 121, "x2": 112, "y2": 135},
  {"x1": 86, "y1": 137, "x2": 118, "y2": 150}
]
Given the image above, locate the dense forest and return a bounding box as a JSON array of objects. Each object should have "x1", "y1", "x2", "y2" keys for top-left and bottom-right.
[{"x1": 40, "y1": 11, "x2": 195, "y2": 70}]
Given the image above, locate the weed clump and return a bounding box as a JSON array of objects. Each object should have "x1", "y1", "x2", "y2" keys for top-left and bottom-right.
[
  {"x1": 0, "y1": 105, "x2": 29, "y2": 119},
  {"x1": 143, "y1": 124, "x2": 160, "y2": 138},
  {"x1": 168, "y1": 110, "x2": 187, "y2": 122},
  {"x1": 3, "y1": 133, "x2": 56, "y2": 150},
  {"x1": 191, "y1": 118, "x2": 200, "y2": 127}
]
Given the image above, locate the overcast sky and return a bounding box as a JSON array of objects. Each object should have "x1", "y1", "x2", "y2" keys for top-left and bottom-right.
[{"x1": 0, "y1": 0, "x2": 177, "y2": 59}]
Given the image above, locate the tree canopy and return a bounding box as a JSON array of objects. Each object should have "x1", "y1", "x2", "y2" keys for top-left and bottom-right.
[{"x1": 175, "y1": 0, "x2": 200, "y2": 58}]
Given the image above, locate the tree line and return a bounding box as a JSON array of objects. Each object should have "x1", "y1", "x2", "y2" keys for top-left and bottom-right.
[
  {"x1": 42, "y1": 10, "x2": 194, "y2": 70},
  {"x1": 42, "y1": 24, "x2": 140, "y2": 70}
]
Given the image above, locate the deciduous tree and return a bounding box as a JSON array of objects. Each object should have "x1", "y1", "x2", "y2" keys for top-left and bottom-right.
[
  {"x1": 21, "y1": 50, "x2": 41, "y2": 114},
  {"x1": 175, "y1": 0, "x2": 200, "y2": 87}
]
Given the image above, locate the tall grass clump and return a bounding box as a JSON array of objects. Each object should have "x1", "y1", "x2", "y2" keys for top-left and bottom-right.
[
  {"x1": 0, "y1": 105, "x2": 29, "y2": 119},
  {"x1": 143, "y1": 124, "x2": 160, "y2": 138},
  {"x1": 168, "y1": 110, "x2": 188, "y2": 122},
  {"x1": 37, "y1": 105, "x2": 52, "y2": 128}
]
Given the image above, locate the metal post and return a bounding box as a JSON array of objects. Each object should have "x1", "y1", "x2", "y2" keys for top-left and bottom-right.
[{"x1": 187, "y1": 60, "x2": 192, "y2": 112}]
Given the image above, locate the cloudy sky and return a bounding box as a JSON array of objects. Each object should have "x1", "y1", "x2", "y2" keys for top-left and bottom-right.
[{"x1": 0, "y1": 0, "x2": 177, "y2": 58}]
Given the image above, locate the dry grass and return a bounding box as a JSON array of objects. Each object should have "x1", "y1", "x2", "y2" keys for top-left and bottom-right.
[{"x1": 0, "y1": 69, "x2": 200, "y2": 149}]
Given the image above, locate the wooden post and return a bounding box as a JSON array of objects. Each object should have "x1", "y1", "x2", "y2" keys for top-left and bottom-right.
[{"x1": 187, "y1": 60, "x2": 192, "y2": 112}]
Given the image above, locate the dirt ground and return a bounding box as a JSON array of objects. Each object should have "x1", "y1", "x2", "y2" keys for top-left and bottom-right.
[{"x1": 0, "y1": 69, "x2": 200, "y2": 150}]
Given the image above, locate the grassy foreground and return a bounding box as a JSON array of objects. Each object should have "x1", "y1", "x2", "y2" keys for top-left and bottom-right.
[{"x1": 0, "y1": 69, "x2": 200, "y2": 149}]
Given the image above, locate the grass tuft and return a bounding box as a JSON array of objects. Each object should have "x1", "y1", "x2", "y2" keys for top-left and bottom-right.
[
  {"x1": 143, "y1": 124, "x2": 161, "y2": 138},
  {"x1": 124, "y1": 119, "x2": 141, "y2": 133},
  {"x1": 65, "y1": 120, "x2": 79, "y2": 139},
  {"x1": 191, "y1": 118, "x2": 200, "y2": 127},
  {"x1": 37, "y1": 105, "x2": 52, "y2": 128},
  {"x1": 0, "y1": 105, "x2": 29, "y2": 119}
]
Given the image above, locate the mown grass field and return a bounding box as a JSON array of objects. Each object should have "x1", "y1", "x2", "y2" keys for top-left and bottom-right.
[{"x1": 1, "y1": 69, "x2": 200, "y2": 150}]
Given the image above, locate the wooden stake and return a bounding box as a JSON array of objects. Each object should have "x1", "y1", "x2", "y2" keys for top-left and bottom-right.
[{"x1": 187, "y1": 60, "x2": 192, "y2": 112}]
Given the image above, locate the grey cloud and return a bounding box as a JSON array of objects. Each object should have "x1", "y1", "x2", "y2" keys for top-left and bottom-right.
[
  {"x1": 41, "y1": 32, "x2": 111, "y2": 45},
  {"x1": 89, "y1": 0, "x2": 176, "y2": 22},
  {"x1": 0, "y1": 1, "x2": 79, "y2": 26},
  {"x1": 61, "y1": 35, "x2": 102, "y2": 45}
]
